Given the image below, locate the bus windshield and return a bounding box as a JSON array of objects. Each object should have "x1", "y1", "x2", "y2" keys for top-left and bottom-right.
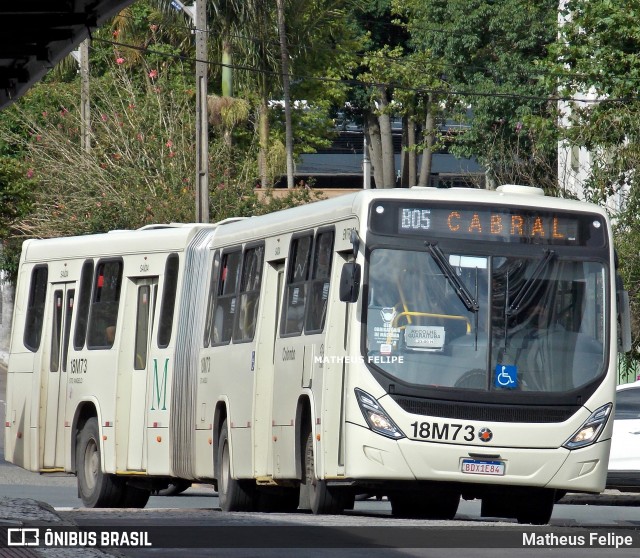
[{"x1": 365, "y1": 248, "x2": 607, "y2": 394}]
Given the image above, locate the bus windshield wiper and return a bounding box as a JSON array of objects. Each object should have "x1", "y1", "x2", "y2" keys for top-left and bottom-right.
[
  {"x1": 506, "y1": 249, "x2": 555, "y2": 316},
  {"x1": 426, "y1": 243, "x2": 479, "y2": 313}
]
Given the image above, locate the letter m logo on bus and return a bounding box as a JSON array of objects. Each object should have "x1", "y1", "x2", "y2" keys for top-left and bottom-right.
[{"x1": 151, "y1": 358, "x2": 169, "y2": 410}]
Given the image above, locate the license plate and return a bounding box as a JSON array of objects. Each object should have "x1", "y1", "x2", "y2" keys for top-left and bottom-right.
[{"x1": 461, "y1": 459, "x2": 505, "y2": 476}]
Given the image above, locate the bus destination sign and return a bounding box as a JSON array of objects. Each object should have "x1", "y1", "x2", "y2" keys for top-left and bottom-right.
[
  {"x1": 400, "y1": 207, "x2": 579, "y2": 243},
  {"x1": 369, "y1": 202, "x2": 606, "y2": 247}
]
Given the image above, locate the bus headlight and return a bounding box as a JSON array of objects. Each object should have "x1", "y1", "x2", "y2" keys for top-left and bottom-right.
[
  {"x1": 355, "y1": 388, "x2": 405, "y2": 440},
  {"x1": 563, "y1": 403, "x2": 612, "y2": 449}
]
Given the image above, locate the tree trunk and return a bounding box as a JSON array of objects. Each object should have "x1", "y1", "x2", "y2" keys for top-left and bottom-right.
[
  {"x1": 377, "y1": 87, "x2": 396, "y2": 188},
  {"x1": 258, "y1": 96, "x2": 269, "y2": 189},
  {"x1": 400, "y1": 116, "x2": 417, "y2": 188},
  {"x1": 276, "y1": 0, "x2": 295, "y2": 189},
  {"x1": 418, "y1": 96, "x2": 436, "y2": 187},
  {"x1": 408, "y1": 116, "x2": 417, "y2": 186},
  {"x1": 365, "y1": 111, "x2": 383, "y2": 189},
  {"x1": 221, "y1": 40, "x2": 233, "y2": 98},
  {"x1": 221, "y1": 39, "x2": 233, "y2": 150},
  {"x1": 400, "y1": 116, "x2": 409, "y2": 187}
]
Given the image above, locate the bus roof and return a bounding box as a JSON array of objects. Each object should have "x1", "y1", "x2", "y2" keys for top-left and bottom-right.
[
  {"x1": 20, "y1": 223, "x2": 217, "y2": 263},
  {"x1": 20, "y1": 187, "x2": 609, "y2": 262}
]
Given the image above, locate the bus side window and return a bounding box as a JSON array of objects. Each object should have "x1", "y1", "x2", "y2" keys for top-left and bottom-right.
[
  {"x1": 73, "y1": 260, "x2": 94, "y2": 350},
  {"x1": 49, "y1": 290, "x2": 64, "y2": 372},
  {"x1": 61, "y1": 290, "x2": 75, "y2": 371},
  {"x1": 282, "y1": 234, "x2": 312, "y2": 336},
  {"x1": 203, "y1": 252, "x2": 220, "y2": 347},
  {"x1": 134, "y1": 286, "x2": 151, "y2": 370},
  {"x1": 305, "y1": 231, "x2": 334, "y2": 333},
  {"x1": 86, "y1": 260, "x2": 123, "y2": 349},
  {"x1": 158, "y1": 253, "x2": 180, "y2": 349},
  {"x1": 24, "y1": 265, "x2": 48, "y2": 352},
  {"x1": 233, "y1": 244, "x2": 264, "y2": 343},
  {"x1": 212, "y1": 250, "x2": 241, "y2": 345}
]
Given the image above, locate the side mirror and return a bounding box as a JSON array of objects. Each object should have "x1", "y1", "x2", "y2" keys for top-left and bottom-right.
[
  {"x1": 339, "y1": 262, "x2": 361, "y2": 303},
  {"x1": 618, "y1": 289, "x2": 632, "y2": 353}
]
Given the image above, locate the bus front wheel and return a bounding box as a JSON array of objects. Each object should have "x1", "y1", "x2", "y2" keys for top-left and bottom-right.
[
  {"x1": 76, "y1": 417, "x2": 123, "y2": 508},
  {"x1": 515, "y1": 489, "x2": 555, "y2": 525},
  {"x1": 216, "y1": 420, "x2": 255, "y2": 511}
]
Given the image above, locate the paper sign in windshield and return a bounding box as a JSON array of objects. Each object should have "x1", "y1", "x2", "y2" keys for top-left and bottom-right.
[{"x1": 404, "y1": 326, "x2": 445, "y2": 349}]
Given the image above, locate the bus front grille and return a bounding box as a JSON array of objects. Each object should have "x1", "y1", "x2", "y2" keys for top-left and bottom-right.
[{"x1": 393, "y1": 396, "x2": 578, "y2": 423}]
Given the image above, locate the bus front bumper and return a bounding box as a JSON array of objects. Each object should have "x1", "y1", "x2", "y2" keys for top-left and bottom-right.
[{"x1": 344, "y1": 423, "x2": 609, "y2": 493}]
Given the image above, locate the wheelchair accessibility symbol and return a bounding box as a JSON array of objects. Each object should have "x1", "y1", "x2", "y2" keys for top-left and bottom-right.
[{"x1": 494, "y1": 364, "x2": 518, "y2": 389}]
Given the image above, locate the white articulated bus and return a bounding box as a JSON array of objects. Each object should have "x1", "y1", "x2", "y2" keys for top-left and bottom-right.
[{"x1": 5, "y1": 185, "x2": 631, "y2": 523}]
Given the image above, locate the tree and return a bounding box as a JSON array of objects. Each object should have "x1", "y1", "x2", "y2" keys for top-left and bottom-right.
[
  {"x1": 348, "y1": 1, "x2": 408, "y2": 189},
  {"x1": 549, "y1": 0, "x2": 640, "y2": 357},
  {"x1": 0, "y1": 0, "x2": 333, "y2": 277},
  {"x1": 0, "y1": 157, "x2": 34, "y2": 283},
  {"x1": 399, "y1": 0, "x2": 559, "y2": 191}
]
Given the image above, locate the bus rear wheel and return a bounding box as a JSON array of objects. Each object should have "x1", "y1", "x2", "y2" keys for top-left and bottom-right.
[
  {"x1": 76, "y1": 417, "x2": 123, "y2": 508},
  {"x1": 120, "y1": 484, "x2": 151, "y2": 508},
  {"x1": 301, "y1": 431, "x2": 351, "y2": 514},
  {"x1": 217, "y1": 420, "x2": 255, "y2": 511}
]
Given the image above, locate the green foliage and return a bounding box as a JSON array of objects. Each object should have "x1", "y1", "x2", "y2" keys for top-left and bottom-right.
[
  {"x1": 254, "y1": 187, "x2": 325, "y2": 215},
  {"x1": 0, "y1": 157, "x2": 35, "y2": 283},
  {"x1": 0, "y1": 64, "x2": 264, "y2": 239},
  {"x1": 548, "y1": 1, "x2": 640, "y2": 356},
  {"x1": 398, "y1": 0, "x2": 559, "y2": 190}
]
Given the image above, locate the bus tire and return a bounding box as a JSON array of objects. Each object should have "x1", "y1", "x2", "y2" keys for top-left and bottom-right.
[
  {"x1": 257, "y1": 487, "x2": 299, "y2": 512},
  {"x1": 217, "y1": 420, "x2": 255, "y2": 511},
  {"x1": 121, "y1": 484, "x2": 151, "y2": 508},
  {"x1": 76, "y1": 417, "x2": 123, "y2": 508},
  {"x1": 302, "y1": 431, "x2": 350, "y2": 514},
  {"x1": 515, "y1": 489, "x2": 555, "y2": 525},
  {"x1": 390, "y1": 489, "x2": 459, "y2": 519}
]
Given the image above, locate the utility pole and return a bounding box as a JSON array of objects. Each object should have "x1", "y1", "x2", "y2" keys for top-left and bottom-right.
[
  {"x1": 276, "y1": 0, "x2": 294, "y2": 189},
  {"x1": 172, "y1": 0, "x2": 209, "y2": 223},
  {"x1": 72, "y1": 39, "x2": 91, "y2": 154},
  {"x1": 363, "y1": 135, "x2": 371, "y2": 189},
  {"x1": 80, "y1": 39, "x2": 90, "y2": 153}
]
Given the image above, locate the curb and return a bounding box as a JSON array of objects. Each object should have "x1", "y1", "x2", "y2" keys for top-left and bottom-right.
[{"x1": 559, "y1": 491, "x2": 640, "y2": 507}]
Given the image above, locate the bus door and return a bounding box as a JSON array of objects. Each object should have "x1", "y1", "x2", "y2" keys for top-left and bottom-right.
[
  {"x1": 251, "y1": 260, "x2": 284, "y2": 477},
  {"x1": 119, "y1": 277, "x2": 158, "y2": 471},
  {"x1": 302, "y1": 229, "x2": 335, "y2": 392},
  {"x1": 42, "y1": 283, "x2": 75, "y2": 469}
]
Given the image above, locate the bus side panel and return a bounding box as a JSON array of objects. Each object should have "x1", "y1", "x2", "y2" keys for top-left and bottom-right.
[
  {"x1": 146, "y1": 348, "x2": 175, "y2": 477},
  {"x1": 5, "y1": 363, "x2": 35, "y2": 469},
  {"x1": 205, "y1": 345, "x2": 257, "y2": 479},
  {"x1": 250, "y1": 251, "x2": 286, "y2": 480},
  {"x1": 272, "y1": 305, "x2": 312, "y2": 478},
  {"x1": 5, "y1": 258, "x2": 48, "y2": 472}
]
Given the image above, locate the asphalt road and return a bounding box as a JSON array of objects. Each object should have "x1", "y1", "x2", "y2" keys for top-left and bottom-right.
[{"x1": 3, "y1": 362, "x2": 640, "y2": 558}]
